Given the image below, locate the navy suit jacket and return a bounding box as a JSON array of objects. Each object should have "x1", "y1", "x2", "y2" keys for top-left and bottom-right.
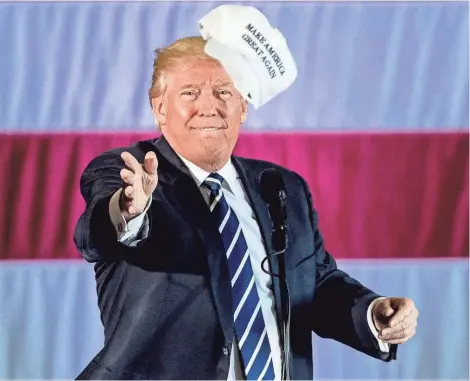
[{"x1": 74, "y1": 136, "x2": 395, "y2": 380}]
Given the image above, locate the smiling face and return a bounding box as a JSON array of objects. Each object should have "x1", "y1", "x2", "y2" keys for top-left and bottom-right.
[{"x1": 151, "y1": 58, "x2": 247, "y2": 172}]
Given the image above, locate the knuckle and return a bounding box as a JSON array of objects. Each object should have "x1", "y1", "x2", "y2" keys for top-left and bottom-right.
[{"x1": 404, "y1": 327, "x2": 414, "y2": 338}]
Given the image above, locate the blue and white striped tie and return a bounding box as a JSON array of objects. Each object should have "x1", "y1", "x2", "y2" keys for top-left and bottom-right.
[{"x1": 203, "y1": 173, "x2": 275, "y2": 380}]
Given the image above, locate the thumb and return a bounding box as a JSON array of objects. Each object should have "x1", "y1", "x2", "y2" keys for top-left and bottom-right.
[
  {"x1": 144, "y1": 151, "x2": 158, "y2": 175},
  {"x1": 381, "y1": 306, "x2": 395, "y2": 318},
  {"x1": 373, "y1": 300, "x2": 395, "y2": 328}
]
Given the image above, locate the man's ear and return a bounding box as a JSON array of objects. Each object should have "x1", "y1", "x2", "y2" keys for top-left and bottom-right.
[
  {"x1": 240, "y1": 99, "x2": 248, "y2": 124},
  {"x1": 151, "y1": 96, "x2": 166, "y2": 127}
]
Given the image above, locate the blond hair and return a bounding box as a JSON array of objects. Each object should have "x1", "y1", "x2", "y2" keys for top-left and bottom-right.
[{"x1": 148, "y1": 36, "x2": 219, "y2": 104}]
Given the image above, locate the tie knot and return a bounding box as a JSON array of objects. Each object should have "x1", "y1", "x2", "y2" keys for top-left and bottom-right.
[{"x1": 204, "y1": 173, "x2": 225, "y2": 193}]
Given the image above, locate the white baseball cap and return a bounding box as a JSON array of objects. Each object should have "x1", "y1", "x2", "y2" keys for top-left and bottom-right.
[{"x1": 198, "y1": 4, "x2": 298, "y2": 109}]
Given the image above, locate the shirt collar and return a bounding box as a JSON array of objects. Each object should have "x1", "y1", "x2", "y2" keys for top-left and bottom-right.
[{"x1": 177, "y1": 154, "x2": 239, "y2": 194}]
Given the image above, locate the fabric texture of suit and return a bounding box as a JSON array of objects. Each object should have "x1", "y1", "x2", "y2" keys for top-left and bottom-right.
[{"x1": 74, "y1": 136, "x2": 396, "y2": 380}]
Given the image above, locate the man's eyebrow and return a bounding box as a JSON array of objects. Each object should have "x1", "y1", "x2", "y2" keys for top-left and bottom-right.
[
  {"x1": 179, "y1": 82, "x2": 204, "y2": 90},
  {"x1": 178, "y1": 81, "x2": 233, "y2": 90},
  {"x1": 214, "y1": 81, "x2": 234, "y2": 87}
]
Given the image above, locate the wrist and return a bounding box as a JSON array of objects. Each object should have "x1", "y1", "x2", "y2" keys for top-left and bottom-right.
[
  {"x1": 119, "y1": 189, "x2": 136, "y2": 222},
  {"x1": 370, "y1": 297, "x2": 386, "y2": 331},
  {"x1": 119, "y1": 188, "x2": 151, "y2": 222}
]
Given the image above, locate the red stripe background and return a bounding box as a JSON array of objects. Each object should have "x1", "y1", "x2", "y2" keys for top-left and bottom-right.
[{"x1": 0, "y1": 132, "x2": 468, "y2": 260}]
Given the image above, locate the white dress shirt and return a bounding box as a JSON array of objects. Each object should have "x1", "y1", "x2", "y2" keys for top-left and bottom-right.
[{"x1": 108, "y1": 156, "x2": 388, "y2": 380}]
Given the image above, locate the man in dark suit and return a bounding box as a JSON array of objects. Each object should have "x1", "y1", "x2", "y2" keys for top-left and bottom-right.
[{"x1": 74, "y1": 34, "x2": 418, "y2": 380}]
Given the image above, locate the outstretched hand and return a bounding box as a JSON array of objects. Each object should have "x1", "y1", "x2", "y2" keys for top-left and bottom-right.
[{"x1": 119, "y1": 151, "x2": 158, "y2": 221}]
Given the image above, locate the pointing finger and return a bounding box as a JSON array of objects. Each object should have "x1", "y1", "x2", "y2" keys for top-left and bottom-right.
[
  {"x1": 120, "y1": 168, "x2": 135, "y2": 185},
  {"x1": 121, "y1": 151, "x2": 142, "y2": 173}
]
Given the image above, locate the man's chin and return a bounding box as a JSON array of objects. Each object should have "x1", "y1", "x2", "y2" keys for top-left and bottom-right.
[
  {"x1": 196, "y1": 138, "x2": 234, "y2": 168},
  {"x1": 199, "y1": 137, "x2": 226, "y2": 154}
]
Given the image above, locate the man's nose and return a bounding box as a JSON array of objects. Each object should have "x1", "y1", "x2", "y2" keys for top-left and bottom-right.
[{"x1": 197, "y1": 94, "x2": 218, "y2": 117}]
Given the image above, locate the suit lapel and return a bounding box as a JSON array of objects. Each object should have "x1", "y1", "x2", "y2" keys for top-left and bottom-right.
[
  {"x1": 151, "y1": 137, "x2": 234, "y2": 347},
  {"x1": 231, "y1": 157, "x2": 284, "y2": 333}
]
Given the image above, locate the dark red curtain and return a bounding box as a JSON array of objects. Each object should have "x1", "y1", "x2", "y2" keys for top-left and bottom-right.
[{"x1": 0, "y1": 132, "x2": 467, "y2": 259}]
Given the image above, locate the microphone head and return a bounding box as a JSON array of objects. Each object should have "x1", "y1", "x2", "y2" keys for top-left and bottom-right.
[{"x1": 260, "y1": 168, "x2": 286, "y2": 204}]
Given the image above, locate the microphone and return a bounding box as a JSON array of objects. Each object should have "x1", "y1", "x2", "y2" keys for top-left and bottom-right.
[
  {"x1": 260, "y1": 168, "x2": 291, "y2": 380},
  {"x1": 260, "y1": 168, "x2": 288, "y2": 252}
]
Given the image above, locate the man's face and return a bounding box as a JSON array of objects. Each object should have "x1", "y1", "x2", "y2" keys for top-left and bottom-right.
[{"x1": 152, "y1": 59, "x2": 247, "y2": 171}]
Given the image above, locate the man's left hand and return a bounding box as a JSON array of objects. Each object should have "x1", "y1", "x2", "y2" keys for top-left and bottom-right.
[{"x1": 372, "y1": 297, "x2": 419, "y2": 344}]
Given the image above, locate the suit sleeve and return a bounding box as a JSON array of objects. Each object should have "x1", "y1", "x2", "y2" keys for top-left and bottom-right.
[
  {"x1": 296, "y1": 174, "x2": 396, "y2": 362},
  {"x1": 73, "y1": 151, "x2": 152, "y2": 263}
]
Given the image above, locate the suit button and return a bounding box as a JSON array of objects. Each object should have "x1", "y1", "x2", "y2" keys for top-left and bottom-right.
[{"x1": 223, "y1": 346, "x2": 229, "y2": 355}]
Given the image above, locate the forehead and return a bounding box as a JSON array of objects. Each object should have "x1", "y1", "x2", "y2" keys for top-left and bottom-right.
[{"x1": 165, "y1": 60, "x2": 234, "y2": 89}]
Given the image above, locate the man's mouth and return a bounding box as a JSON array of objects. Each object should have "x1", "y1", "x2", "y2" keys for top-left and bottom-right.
[{"x1": 191, "y1": 127, "x2": 226, "y2": 131}]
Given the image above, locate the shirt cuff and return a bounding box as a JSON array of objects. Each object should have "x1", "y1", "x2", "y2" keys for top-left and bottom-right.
[
  {"x1": 108, "y1": 188, "x2": 152, "y2": 242},
  {"x1": 367, "y1": 297, "x2": 390, "y2": 352}
]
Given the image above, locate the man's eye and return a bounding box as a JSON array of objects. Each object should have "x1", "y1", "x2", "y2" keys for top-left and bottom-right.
[
  {"x1": 218, "y1": 90, "x2": 232, "y2": 97},
  {"x1": 182, "y1": 91, "x2": 196, "y2": 96}
]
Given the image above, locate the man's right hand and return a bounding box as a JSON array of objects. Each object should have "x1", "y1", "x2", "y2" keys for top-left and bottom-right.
[{"x1": 119, "y1": 151, "x2": 158, "y2": 222}]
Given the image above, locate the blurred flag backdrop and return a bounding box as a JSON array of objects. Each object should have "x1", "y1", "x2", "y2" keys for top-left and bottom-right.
[{"x1": 0, "y1": 1, "x2": 468, "y2": 380}]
